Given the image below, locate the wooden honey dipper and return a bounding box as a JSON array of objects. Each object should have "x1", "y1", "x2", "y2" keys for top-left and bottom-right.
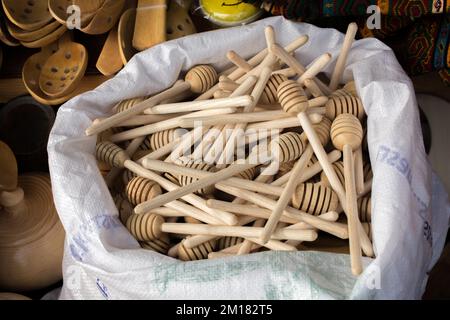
[
  {"x1": 140, "y1": 236, "x2": 171, "y2": 255},
  {"x1": 292, "y1": 183, "x2": 339, "y2": 216},
  {"x1": 217, "y1": 237, "x2": 244, "y2": 251},
  {"x1": 325, "y1": 95, "x2": 365, "y2": 120},
  {"x1": 260, "y1": 74, "x2": 288, "y2": 105},
  {"x1": 149, "y1": 128, "x2": 183, "y2": 151},
  {"x1": 358, "y1": 195, "x2": 371, "y2": 222},
  {"x1": 175, "y1": 159, "x2": 217, "y2": 196},
  {"x1": 114, "y1": 194, "x2": 134, "y2": 224},
  {"x1": 126, "y1": 213, "x2": 318, "y2": 242},
  {"x1": 85, "y1": 64, "x2": 219, "y2": 136},
  {"x1": 178, "y1": 238, "x2": 217, "y2": 261},
  {"x1": 330, "y1": 113, "x2": 364, "y2": 275},
  {"x1": 125, "y1": 176, "x2": 162, "y2": 206},
  {"x1": 95, "y1": 141, "x2": 237, "y2": 226},
  {"x1": 259, "y1": 73, "x2": 334, "y2": 243},
  {"x1": 134, "y1": 131, "x2": 306, "y2": 214}
]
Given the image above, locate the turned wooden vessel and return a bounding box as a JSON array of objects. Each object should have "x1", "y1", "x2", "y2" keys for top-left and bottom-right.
[
  {"x1": 0, "y1": 141, "x2": 64, "y2": 291},
  {"x1": 292, "y1": 183, "x2": 339, "y2": 215}
]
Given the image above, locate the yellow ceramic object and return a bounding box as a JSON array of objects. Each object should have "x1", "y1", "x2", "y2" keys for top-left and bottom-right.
[{"x1": 199, "y1": 0, "x2": 262, "y2": 27}]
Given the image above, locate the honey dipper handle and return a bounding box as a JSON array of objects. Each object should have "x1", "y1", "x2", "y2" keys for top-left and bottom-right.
[{"x1": 343, "y1": 144, "x2": 363, "y2": 275}]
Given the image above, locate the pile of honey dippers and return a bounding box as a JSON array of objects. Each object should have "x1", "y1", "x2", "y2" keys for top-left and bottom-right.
[{"x1": 87, "y1": 23, "x2": 373, "y2": 275}]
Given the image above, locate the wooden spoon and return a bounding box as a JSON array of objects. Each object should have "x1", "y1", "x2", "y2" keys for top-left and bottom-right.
[
  {"x1": 20, "y1": 24, "x2": 67, "y2": 48},
  {"x1": 118, "y1": 8, "x2": 138, "y2": 64},
  {"x1": 22, "y1": 39, "x2": 108, "y2": 105},
  {"x1": 132, "y1": 0, "x2": 166, "y2": 51},
  {"x1": 80, "y1": 0, "x2": 125, "y2": 35},
  {"x1": 166, "y1": 0, "x2": 196, "y2": 41},
  {"x1": 96, "y1": 25, "x2": 123, "y2": 75},
  {"x1": 1, "y1": 0, "x2": 53, "y2": 31},
  {"x1": 38, "y1": 36, "x2": 88, "y2": 98},
  {"x1": 48, "y1": 0, "x2": 98, "y2": 27},
  {"x1": 5, "y1": 19, "x2": 61, "y2": 42},
  {"x1": 0, "y1": 16, "x2": 19, "y2": 46},
  {"x1": 0, "y1": 141, "x2": 64, "y2": 291}
]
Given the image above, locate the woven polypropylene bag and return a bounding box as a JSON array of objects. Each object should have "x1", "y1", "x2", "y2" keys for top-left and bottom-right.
[{"x1": 48, "y1": 17, "x2": 450, "y2": 300}]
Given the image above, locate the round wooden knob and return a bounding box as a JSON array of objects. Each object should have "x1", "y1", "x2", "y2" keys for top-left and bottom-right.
[
  {"x1": 174, "y1": 159, "x2": 217, "y2": 196},
  {"x1": 126, "y1": 176, "x2": 162, "y2": 206},
  {"x1": 126, "y1": 212, "x2": 164, "y2": 241},
  {"x1": 150, "y1": 128, "x2": 182, "y2": 151},
  {"x1": 320, "y1": 161, "x2": 345, "y2": 188},
  {"x1": 269, "y1": 132, "x2": 305, "y2": 163},
  {"x1": 96, "y1": 141, "x2": 130, "y2": 168},
  {"x1": 325, "y1": 95, "x2": 365, "y2": 120},
  {"x1": 178, "y1": 238, "x2": 217, "y2": 261},
  {"x1": 0, "y1": 174, "x2": 64, "y2": 291},
  {"x1": 330, "y1": 113, "x2": 363, "y2": 151},
  {"x1": 358, "y1": 195, "x2": 371, "y2": 222},
  {"x1": 185, "y1": 65, "x2": 218, "y2": 94},
  {"x1": 217, "y1": 236, "x2": 243, "y2": 251},
  {"x1": 292, "y1": 183, "x2": 339, "y2": 216},
  {"x1": 277, "y1": 80, "x2": 308, "y2": 114},
  {"x1": 115, "y1": 97, "x2": 147, "y2": 113},
  {"x1": 140, "y1": 235, "x2": 170, "y2": 255},
  {"x1": 260, "y1": 74, "x2": 288, "y2": 105},
  {"x1": 114, "y1": 194, "x2": 134, "y2": 225},
  {"x1": 301, "y1": 116, "x2": 332, "y2": 146}
]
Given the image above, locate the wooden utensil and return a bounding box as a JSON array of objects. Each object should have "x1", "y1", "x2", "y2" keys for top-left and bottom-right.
[
  {"x1": 6, "y1": 19, "x2": 61, "y2": 42},
  {"x1": 166, "y1": 0, "x2": 196, "y2": 41},
  {"x1": 80, "y1": 0, "x2": 125, "y2": 35},
  {"x1": 331, "y1": 113, "x2": 364, "y2": 275},
  {"x1": 126, "y1": 213, "x2": 318, "y2": 242},
  {"x1": 22, "y1": 41, "x2": 108, "y2": 105},
  {"x1": 325, "y1": 95, "x2": 365, "y2": 120},
  {"x1": 2, "y1": 0, "x2": 53, "y2": 31},
  {"x1": 292, "y1": 183, "x2": 339, "y2": 215},
  {"x1": 95, "y1": 141, "x2": 237, "y2": 225},
  {"x1": 178, "y1": 238, "x2": 217, "y2": 261},
  {"x1": 0, "y1": 141, "x2": 64, "y2": 291},
  {"x1": 118, "y1": 8, "x2": 138, "y2": 64},
  {"x1": 132, "y1": 0, "x2": 166, "y2": 51},
  {"x1": 38, "y1": 37, "x2": 88, "y2": 98},
  {"x1": 125, "y1": 176, "x2": 162, "y2": 206},
  {"x1": 0, "y1": 16, "x2": 19, "y2": 46},
  {"x1": 96, "y1": 26, "x2": 123, "y2": 75},
  {"x1": 20, "y1": 24, "x2": 67, "y2": 48},
  {"x1": 48, "y1": 0, "x2": 99, "y2": 27},
  {"x1": 329, "y1": 23, "x2": 358, "y2": 91},
  {"x1": 135, "y1": 132, "x2": 305, "y2": 214},
  {"x1": 85, "y1": 65, "x2": 218, "y2": 136}
]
